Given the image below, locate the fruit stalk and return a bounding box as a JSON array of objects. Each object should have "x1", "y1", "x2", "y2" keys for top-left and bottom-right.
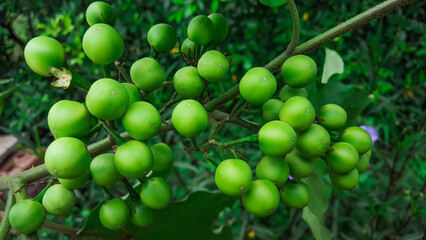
[
  {"x1": 102, "y1": 65, "x2": 111, "y2": 78},
  {"x1": 114, "y1": 61, "x2": 132, "y2": 83},
  {"x1": 122, "y1": 178, "x2": 140, "y2": 202},
  {"x1": 68, "y1": 68, "x2": 92, "y2": 91},
  {"x1": 32, "y1": 180, "x2": 54, "y2": 203},
  {"x1": 100, "y1": 120, "x2": 127, "y2": 146},
  {"x1": 0, "y1": 187, "x2": 15, "y2": 239}
]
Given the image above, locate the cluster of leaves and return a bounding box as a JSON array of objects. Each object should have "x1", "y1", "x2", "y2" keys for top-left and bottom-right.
[{"x1": 0, "y1": 0, "x2": 425, "y2": 239}]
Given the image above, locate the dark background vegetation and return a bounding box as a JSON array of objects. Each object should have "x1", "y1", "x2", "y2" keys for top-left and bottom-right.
[{"x1": 0, "y1": 0, "x2": 425, "y2": 239}]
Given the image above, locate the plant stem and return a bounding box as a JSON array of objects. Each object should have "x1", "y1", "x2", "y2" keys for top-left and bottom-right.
[
  {"x1": 100, "y1": 120, "x2": 127, "y2": 146},
  {"x1": 204, "y1": 84, "x2": 240, "y2": 112},
  {"x1": 68, "y1": 68, "x2": 92, "y2": 91},
  {"x1": 243, "y1": 109, "x2": 262, "y2": 116},
  {"x1": 114, "y1": 61, "x2": 132, "y2": 83},
  {"x1": 122, "y1": 178, "x2": 140, "y2": 202},
  {"x1": 285, "y1": 0, "x2": 300, "y2": 55},
  {"x1": 102, "y1": 187, "x2": 113, "y2": 200},
  {"x1": 33, "y1": 179, "x2": 54, "y2": 203},
  {"x1": 102, "y1": 65, "x2": 111, "y2": 78},
  {"x1": 11, "y1": 178, "x2": 28, "y2": 201},
  {"x1": 150, "y1": 47, "x2": 159, "y2": 59},
  {"x1": 0, "y1": 188, "x2": 15, "y2": 239},
  {"x1": 190, "y1": 136, "x2": 200, "y2": 150},
  {"x1": 265, "y1": 0, "x2": 414, "y2": 72},
  {"x1": 223, "y1": 134, "x2": 258, "y2": 147}
]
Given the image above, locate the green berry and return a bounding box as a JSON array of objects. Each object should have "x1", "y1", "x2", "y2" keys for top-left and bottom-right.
[
  {"x1": 147, "y1": 23, "x2": 177, "y2": 52},
  {"x1": 282, "y1": 55, "x2": 317, "y2": 88}
]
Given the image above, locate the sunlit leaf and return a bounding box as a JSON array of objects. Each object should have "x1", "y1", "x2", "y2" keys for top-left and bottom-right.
[{"x1": 321, "y1": 48, "x2": 344, "y2": 84}]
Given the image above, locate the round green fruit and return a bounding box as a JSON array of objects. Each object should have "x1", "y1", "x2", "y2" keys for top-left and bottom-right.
[
  {"x1": 147, "y1": 23, "x2": 176, "y2": 52},
  {"x1": 239, "y1": 67, "x2": 277, "y2": 105},
  {"x1": 82, "y1": 23, "x2": 124, "y2": 65},
  {"x1": 215, "y1": 159, "x2": 252, "y2": 197},
  {"x1": 284, "y1": 148, "x2": 314, "y2": 178},
  {"x1": 279, "y1": 96, "x2": 315, "y2": 132},
  {"x1": 208, "y1": 13, "x2": 228, "y2": 44},
  {"x1": 122, "y1": 101, "x2": 161, "y2": 141},
  {"x1": 172, "y1": 100, "x2": 208, "y2": 138},
  {"x1": 318, "y1": 104, "x2": 347, "y2": 130},
  {"x1": 130, "y1": 57, "x2": 165, "y2": 92},
  {"x1": 280, "y1": 181, "x2": 310, "y2": 209},
  {"x1": 86, "y1": 78, "x2": 129, "y2": 120},
  {"x1": 140, "y1": 177, "x2": 172, "y2": 209},
  {"x1": 91, "y1": 153, "x2": 123, "y2": 187},
  {"x1": 9, "y1": 199, "x2": 45, "y2": 234},
  {"x1": 151, "y1": 143, "x2": 174, "y2": 171},
  {"x1": 242, "y1": 179, "x2": 280, "y2": 217},
  {"x1": 173, "y1": 66, "x2": 205, "y2": 98},
  {"x1": 130, "y1": 202, "x2": 154, "y2": 227},
  {"x1": 86, "y1": 1, "x2": 116, "y2": 26},
  {"x1": 45, "y1": 137, "x2": 91, "y2": 179},
  {"x1": 256, "y1": 156, "x2": 289, "y2": 188},
  {"x1": 282, "y1": 55, "x2": 317, "y2": 88},
  {"x1": 197, "y1": 50, "x2": 229, "y2": 83},
  {"x1": 181, "y1": 38, "x2": 196, "y2": 60},
  {"x1": 122, "y1": 83, "x2": 141, "y2": 107},
  {"x1": 58, "y1": 170, "x2": 90, "y2": 189},
  {"x1": 357, "y1": 150, "x2": 371, "y2": 173},
  {"x1": 187, "y1": 15, "x2": 214, "y2": 46},
  {"x1": 279, "y1": 85, "x2": 308, "y2": 101},
  {"x1": 258, "y1": 120, "x2": 296, "y2": 157},
  {"x1": 341, "y1": 126, "x2": 372, "y2": 155},
  {"x1": 99, "y1": 198, "x2": 130, "y2": 230},
  {"x1": 42, "y1": 184, "x2": 76, "y2": 216},
  {"x1": 48, "y1": 100, "x2": 91, "y2": 139},
  {"x1": 24, "y1": 36, "x2": 65, "y2": 76},
  {"x1": 262, "y1": 99, "x2": 284, "y2": 122},
  {"x1": 330, "y1": 168, "x2": 359, "y2": 191},
  {"x1": 114, "y1": 141, "x2": 153, "y2": 179},
  {"x1": 296, "y1": 124, "x2": 331, "y2": 158},
  {"x1": 326, "y1": 142, "x2": 359, "y2": 173}
]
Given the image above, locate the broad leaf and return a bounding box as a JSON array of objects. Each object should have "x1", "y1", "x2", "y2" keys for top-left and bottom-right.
[
  {"x1": 259, "y1": 0, "x2": 287, "y2": 8},
  {"x1": 302, "y1": 159, "x2": 333, "y2": 240},
  {"x1": 321, "y1": 48, "x2": 344, "y2": 84},
  {"x1": 79, "y1": 191, "x2": 235, "y2": 240}
]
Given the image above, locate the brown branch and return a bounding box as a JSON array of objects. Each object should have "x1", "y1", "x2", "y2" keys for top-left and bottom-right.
[{"x1": 0, "y1": 22, "x2": 26, "y2": 48}]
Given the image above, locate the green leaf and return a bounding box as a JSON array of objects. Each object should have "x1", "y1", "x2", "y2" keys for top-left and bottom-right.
[
  {"x1": 259, "y1": 0, "x2": 287, "y2": 8},
  {"x1": 321, "y1": 48, "x2": 344, "y2": 84},
  {"x1": 211, "y1": 0, "x2": 220, "y2": 12},
  {"x1": 302, "y1": 159, "x2": 333, "y2": 240},
  {"x1": 306, "y1": 78, "x2": 372, "y2": 126},
  {"x1": 0, "y1": 82, "x2": 25, "y2": 102},
  {"x1": 80, "y1": 191, "x2": 234, "y2": 240}
]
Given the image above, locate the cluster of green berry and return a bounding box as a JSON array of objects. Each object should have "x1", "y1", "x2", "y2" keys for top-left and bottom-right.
[{"x1": 214, "y1": 55, "x2": 373, "y2": 217}]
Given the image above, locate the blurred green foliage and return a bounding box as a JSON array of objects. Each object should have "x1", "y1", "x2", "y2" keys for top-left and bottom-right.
[{"x1": 0, "y1": 0, "x2": 425, "y2": 239}]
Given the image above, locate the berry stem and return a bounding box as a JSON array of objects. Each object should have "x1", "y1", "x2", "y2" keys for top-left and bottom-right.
[
  {"x1": 0, "y1": 186, "x2": 15, "y2": 239},
  {"x1": 11, "y1": 177, "x2": 28, "y2": 202},
  {"x1": 190, "y1": 136, "x2": 200, "y2": 151},
  {"x1": 102, "y1": 64, "x2": 111, "y2": 78},
  {"x1": 32, "y1": 179, "x2": 54, "y2": 203},
  {"x1": 222, "y1": 134, "x2": 258, "y2": 148},
  {"x1": 101, "y1": 187, "x2": 113, "y2": 200},
  {"x1": 114, "y1": 61, "x2": 132, "y2": 83},
  {"x1": 122, "y1": 178, "x2": 140, "y2": 202},
  {"x1": 100, "y1": 120, "x2": 127, "y2": 146},
  {"x1": 150, "y1": 46, "x2": 159, "y2": 59}
]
